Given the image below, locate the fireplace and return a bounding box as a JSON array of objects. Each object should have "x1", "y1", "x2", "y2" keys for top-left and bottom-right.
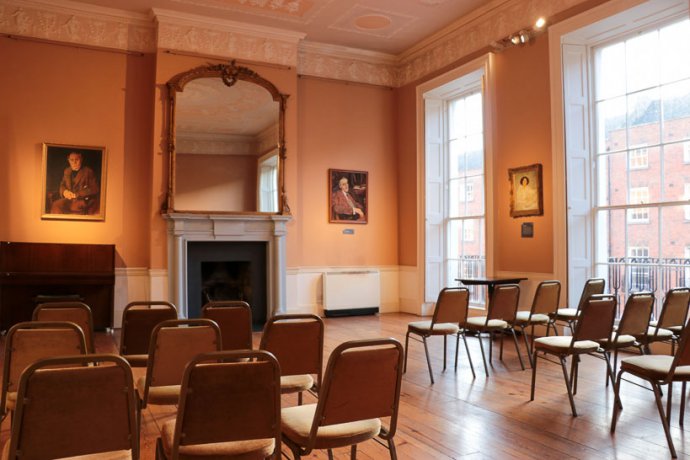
[
  {"x1": 187, "y1": 241, "x2": 267, "y2": 326},
  {"x1": 165, "y1": 213, "x2": 290, "y2": 322}
]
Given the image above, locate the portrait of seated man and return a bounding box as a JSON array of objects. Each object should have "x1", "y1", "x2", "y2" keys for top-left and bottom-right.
[
  {"x1": 330, "y1": 171, "x2": 368, "y2": 223},
  {"x1": 43, "y1": 145, "x2": 105, "y2": 219}
]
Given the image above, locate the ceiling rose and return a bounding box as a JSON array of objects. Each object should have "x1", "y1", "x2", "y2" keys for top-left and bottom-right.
[{"x1": 354, "y1": 14, "x2": 392, "y2": 30}]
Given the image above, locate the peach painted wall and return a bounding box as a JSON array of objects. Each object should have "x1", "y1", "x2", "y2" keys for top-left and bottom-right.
[
  {"x1": 0, "y1": 38, "x2": 155, "y2": 267},
  {"x1": 151, "y1": 52, "x2": 299, "y2": 269},
  {"x1": 175, "y1": 154, "x2": 257, "y2": 211},
  {"x1": 296, "y1": 77, "x2": 398, "y2": 266},
  {"x1": 493, "y1": 35, "x2": 554, "y2": 273},
  {"x1": 395, "y1": 84, "x2": 418, "y2": 267}
]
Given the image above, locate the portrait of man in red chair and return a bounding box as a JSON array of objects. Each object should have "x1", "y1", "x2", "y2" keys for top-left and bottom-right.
[
  {"x1": 42, "y1": 143, "x2": 106, "y2": 221},
  {"x1": 329, "y1": 169, "x2": 368, "y2": 224}
]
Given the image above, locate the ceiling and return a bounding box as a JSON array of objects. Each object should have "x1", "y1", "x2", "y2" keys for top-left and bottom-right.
[{"x1": 65, "y1": 0, "x2": 492, "y2": 55}]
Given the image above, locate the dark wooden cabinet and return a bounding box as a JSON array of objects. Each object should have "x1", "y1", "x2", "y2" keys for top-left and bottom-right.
[{"x1": 0, "y1": 241, "x2": 115, "y2": 331}]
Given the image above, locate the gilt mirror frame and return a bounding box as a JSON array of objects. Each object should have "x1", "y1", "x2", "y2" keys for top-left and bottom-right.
[{"x1": 165, "y1": 60, "x2": 290, "y2": 215}]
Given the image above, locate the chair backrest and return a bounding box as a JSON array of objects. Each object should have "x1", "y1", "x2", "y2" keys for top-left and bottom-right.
[
  {"x1": 657, "y1": 287, "x2": 690, "y2": 329},
  {"x1": 617, "y1": 292, "x2": 655, "y2": 337},
  {"x1": 576, "y1": 278, "x2": 606, "y2": 312},
  {"x1": 487, "y1": 284, "x2": 520, "y2": 322},
  {"x1": 573, "y1": 294, "x2": 617, "y2": 343},
  {"x1": 6, "y1": 354, "x2": 139, "y2": 460},
  {"x1": 33, "y1": 301, "x2": 95, "y2": 353},
  {"x1": 143, "y1": 319, "x2": 221, "y2": 400},
  {"x1": 170, "y1": 350, "x2": 281, "y2": 459},
  {"x1": 201, "y1": 301, "x2": 253, "y2": 350},
  {"x1": 432, "y1": 287, "x2": 470, "y2": 326},
  {"x1": 260, "y1": 314, "x2": 324, "y2": 386},
  {"x1": 119, "y1": 301, "x2": 177, "y2": 357},
  {"x1": 531, "y1": 280, "x2": 561, "y2": 317},
  {"x1": 309, "y1": 338, "x2": 403, "y2": 446},
  {"x1": 1, "y1": 321, "x2": 87, "y2": 417}
]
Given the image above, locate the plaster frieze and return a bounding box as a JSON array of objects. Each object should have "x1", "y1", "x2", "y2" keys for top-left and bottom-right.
[
  {"x1": 153, "y1": 8, "x2": 305, "y2": 67},
  {"x1": 0, "y1": 0, "x2": 155, "y2": 52}
]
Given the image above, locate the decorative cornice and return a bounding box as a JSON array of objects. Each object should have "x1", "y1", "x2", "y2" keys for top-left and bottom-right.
[
  {"x1": 153, "y1": 8, "x2": 305, "y2": 67},
  {"x1": 0, "y1": 0, "x2": 155, "y2": 52},
  {"x1": 298, "y1": 40, "x2": 398, "y2": 87}
]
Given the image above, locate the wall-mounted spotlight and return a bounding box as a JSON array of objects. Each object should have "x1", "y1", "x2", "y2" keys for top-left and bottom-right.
[{"x1": 491, "y1": 17, "x2": 547, "y2": 51}]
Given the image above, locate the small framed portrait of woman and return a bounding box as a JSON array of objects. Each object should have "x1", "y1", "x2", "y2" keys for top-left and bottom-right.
[
  {"x1": 41, "y1": 143, "x2": 107, "y2": 221},
  {"x1": 509, "y1": 163, "x2": 543, "y2": 218}
]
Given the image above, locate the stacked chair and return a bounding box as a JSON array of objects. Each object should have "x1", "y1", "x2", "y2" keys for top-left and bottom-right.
[
  {"x1": 119, "y1": 301, "x2": 178, "y2": 367},
  {"x1": 547, "y1": 278, "x2": 605, "y2": 335},
  {"x1": 638, "y1": 287, "x2": 690, "y2": 354},
  {"x1": 201, "y1": 301, "x2": 253, "y2": 351},
  {"x1": 33, "y1": 301, "x2": 95, "y2": 353}
]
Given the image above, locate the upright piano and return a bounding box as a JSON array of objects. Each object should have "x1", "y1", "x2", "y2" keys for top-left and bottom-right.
[{"x1": 0, "y1": 241, "x2": 115, "y2": 332}]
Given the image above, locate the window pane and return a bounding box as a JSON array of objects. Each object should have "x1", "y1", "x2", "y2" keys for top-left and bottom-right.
[
  {"x1": 595, "y1": 42, "x2": 626, "y2": 100},
  {"x1": 597, "y1": 152, "x2": 627, "y2": 207},
  {"x1": 627, "y1": 88, "x2": 660, "y2": 146},
  {"x1": 628, "y1": 207, "x2": 658, "y2": 258},
  {"x1": 449, "y1": 139, "x2": 466, "y2": 178},
  {"x1": 449, "y1": 178, "x2": 466, "y2": 218},
  {"x1": 663, "y1": 144, "x2": 688, "y2": 201},
  {"x1": 449, "y1": 98, "x2": 466, "y2": 140},
  {"x1": 630, "y1": 146, "x2": 660, "y2": 200},
  {"x1": 466, "y1": 175, "x2": 484, "y2": 215},
  {"x1": 466, "y1": 134, "x2": 484, "y2": 175},
  {"x1": 662, "y1": 80, "x2": 690, "y2": 143},
  {"x1": 660, "y1": 19, "x2": 690, "y2": 84},
  {"x1": 596, "y1": 97, "x2": 627, "y2": 153},
  {"x1": 466, "y1": 93, "x2": 483, "y2": 135},
  {"x1": 626, "y1": 29, "x2": 659, "y2": 92},
  {"x1": 595, "y1": 208, "x2": 626, "y2": 264}
]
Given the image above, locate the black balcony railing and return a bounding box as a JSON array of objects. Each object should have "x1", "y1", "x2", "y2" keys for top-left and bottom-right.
[{"x1": 605, "y1": 256, "x2": 690, "y2": 318}]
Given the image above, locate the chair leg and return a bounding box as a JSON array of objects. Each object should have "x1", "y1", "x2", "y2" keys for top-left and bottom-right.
[
  {"x1": 387, "y1": 437, "x2": 398, "y2": 460},
  {"x1": 477, "y1": 332, "x2": 490, "y2": 377},
  {"x1": 530, "y1": 351, "x2": 538, "y2": 401},
  {"x1": 571, "y1": 355, "x2": 580, "y2": 395},
  {"x1": 443, "y1": 335, "x2": 447, "y2": 371},
  {"x1": 155, "y1": 437, "x2": 167, "y2": 460},
  {"x1": 403, "y1": 331, "x2": 410, "y2": 374},
  {"x1": 489, "y1": 332, "x2": 494, "y2": 363},
  {"x1": 510, "y1": 328, "x2": 525, "y2": 370},
  {"x1": 499, "y1": 331, "x2": 504, "y2": 360},
  {"x1": 298, "y1": 391, "x2": 303, "y2": 406},
  {"x1": 454, "y1": 332, "x2": 460, "y2": 371},
  {"x1": 560, "y1": 356, "x2": 578, "y2": 417},
  {"x1": 328, "y1": 449, "x2": 335, "y2": 460},
  {"x1": 461, "y1": 333, "x2": 476, "y2": 379},
  {"x1": 611, "y1": 369, "x2": 624, "y2": 433},
  {"x1": 422, "y1": 336, "x2": 434, "y2": 384},
  {"x1": 603, "y1": 351, "x2": 616, "y2": 390},
  {"x1": 652, "y1": 383, "x2": 678, "y2": 458},
  {"x1": 350, "y1": 444, "x2": 357, "y2": 460},
  {"x1": 667, "y1": 382, "x2": 673, "y2": 427},
  {"x1": 521, "y1": 325, "x2": 534, "y2": 368},
  {"x1": 681, "y1": 381, "x2": 687, "y2": 427}
]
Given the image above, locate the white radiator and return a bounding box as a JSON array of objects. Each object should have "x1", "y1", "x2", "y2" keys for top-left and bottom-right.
[{"x1": 323, "y1": 271, "x2": 380, "y2": 317}]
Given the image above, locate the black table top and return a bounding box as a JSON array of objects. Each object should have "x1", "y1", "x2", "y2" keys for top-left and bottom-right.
[{"x1": 455, "y1": 276, "x2": 527, "y2": 286}]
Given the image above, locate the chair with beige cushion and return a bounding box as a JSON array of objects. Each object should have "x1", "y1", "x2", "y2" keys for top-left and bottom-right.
[
  {"x1": 155, "y1": 350, "x2": 281, "y2": 460},
  {"x1": 119, "y1": 300, "x2": 178, "y2": 367},
  {"x1": 599, "y1": 291, "x2": 654, "y2": 385},
  {"x1": 641, "y1": 287, "x2": 690, "y2": 354},
  {"x1": 465, "y1": 284, "x2": 525, "y2": 376},
  {"x1": 611, "y1": 316, "x2": 690, "y2": 458},
  {"x1": 404, "y1": 286, "x2": 475, "y2": 383},
  {"x1": 137, "y1": 319, "x2": 221, "y2": 421},
  {"x1": 3, "y1": 354, "x2": 139, "y2": 460},
  {"x1": 0, "y1": 321, "x2": 87, "y2": 422},
  {"x1": 33, "y1": 301, "x2": 95, "y2": 353},
  {"x1": 547, "y1": 278, "x2": 605, "y2": 335},
  {"x1": 202, "y1": 301, "x2": 253, "y2": 351},
  {"x1": 260, "y1": 314, "x2": 324, "y2": 405},
  {"x1": 531, "y1": 294, "x2": 617, "y2": 416},
  {"x1": 513, "y1": 280, "x2": 561, "y2": 367},
  {"x1": 281, "y1": 338, "x2": 403, "y2": 460}
]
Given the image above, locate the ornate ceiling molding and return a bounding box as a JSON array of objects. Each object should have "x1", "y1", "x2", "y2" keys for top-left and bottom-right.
[
  {"x1": 153, "y1": 8, "x2": 305, "y2": 67},
  {"x1": 0, "y1": 0, "x2": 155, "y2": 52},
  {"x1": 298, "y1": 40, "x2": 397, "y2": 87}
]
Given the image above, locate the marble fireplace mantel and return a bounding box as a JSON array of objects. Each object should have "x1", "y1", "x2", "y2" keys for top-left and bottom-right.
[{"x1": 164, "y1": 213, "x2": 291, "y2": 319}]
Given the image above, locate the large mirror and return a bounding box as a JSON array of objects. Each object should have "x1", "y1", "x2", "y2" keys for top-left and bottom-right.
[{"x1": 166, "y1": 61, "x2": 289, "y2": 214}]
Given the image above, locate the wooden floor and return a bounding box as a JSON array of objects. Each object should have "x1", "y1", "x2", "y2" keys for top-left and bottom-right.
[{"x1": 2, "y1": 312, "x2": 689, "y2": 459}]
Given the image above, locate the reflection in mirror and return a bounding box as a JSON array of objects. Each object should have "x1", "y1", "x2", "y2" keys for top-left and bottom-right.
[{"x1": 166, "y1": 62, "x2": 288, "y2": 214}]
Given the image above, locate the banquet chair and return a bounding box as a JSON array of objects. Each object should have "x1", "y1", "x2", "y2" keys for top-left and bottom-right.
[
  {"x1": 598, "y1": 291, "x2": 654, "y2": 385},
  {"x1": 155, "y1": 350, "x2": 281, "y2": 460},
  {"x1": 119, "y1": 300, "x2": 178, "y2": 367},
  {"x1": 260, "y1": 314, "x2": 324, "y2": 404},
  {"x1": 513, "y1": 280, "x2": 561, "y2": 367},
  {"x1": 0, "y1": 321, "x2": 87, "y2": 420},
  {"x1": 465, "y1": 284, "x2": 524, "y2": 376},
  {"x1": 33, "y1": 301, "x2": 95, "y2": 353},
  {"x1": 281, "y1": 338, "x2": 403, "y2": 460},
  {"x1": 4, "y1": 354, "x2": 139, "y2": 460},
  {"x1": 641, "y1": 287, "x2": 690, "y2": 355},
  {"x1": 547, "y1": 278, "x2": 605, "y2": 335},
  {"x1": 531, "y1": 293, "x2": 617, "y2": 416},
  {"x1": 611, "y1": 317, "x2": 690, "y2": 458},
  {"x1": 201, "y1": 301, "x2": 253, "y2": 351},
  {"x1": 404, "y1": 286, "x2": 475, "y2": 383},
  {"x1": 137, "y1": 319, "x2": 221, "y2": 420}
]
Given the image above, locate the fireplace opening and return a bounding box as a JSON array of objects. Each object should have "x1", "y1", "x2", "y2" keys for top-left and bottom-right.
[{"x1": 187, "y1": 241, "x2": 267, "y2": 328}]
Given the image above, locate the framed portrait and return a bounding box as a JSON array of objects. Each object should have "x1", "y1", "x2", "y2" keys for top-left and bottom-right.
[
  {"x1": 508, "y1": 163, "x2": 543, "y2": 218},
  {"x1": 329, "y1": 169, "x2": 368, "y2": 224},
  {"x1": 41, "y1": 143, "x2": 107, "y2": 221}
]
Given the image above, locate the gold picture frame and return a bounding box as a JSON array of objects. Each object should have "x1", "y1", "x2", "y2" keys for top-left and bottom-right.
[
  {"x1": 509, "y1": 163, "x2": 543, "y2": 218},
  {"x1": 41, "y1": 143, "x2": 107, "y2": 221}
]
